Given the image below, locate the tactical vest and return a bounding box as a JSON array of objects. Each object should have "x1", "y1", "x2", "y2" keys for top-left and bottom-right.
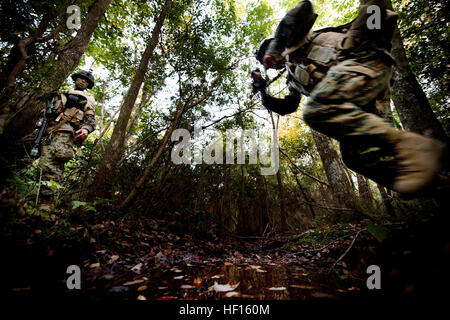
[
  {"x1": 284, "y1": 7, "x2": 398, "y2": 96},
  {"x1": 285, "y1": 29, "x2": 347, "y2": 95},
  {"x1": 49, "y1": 89, "x2": 96, "y2": 133}
]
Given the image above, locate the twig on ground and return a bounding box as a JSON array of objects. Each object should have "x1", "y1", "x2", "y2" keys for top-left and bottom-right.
[
  {"x1": 35, "y1": 166, "x2": 43, "y2": 206},
  {"x1": 329, "y1": 229, "x2": 363, "y2": 272}
]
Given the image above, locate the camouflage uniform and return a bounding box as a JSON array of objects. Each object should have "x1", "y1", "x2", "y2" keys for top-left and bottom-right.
[
  {"x1": 39, "y1": 89, "x2": 96, "y2": 200},
  {"x1": 257, "y1": 0, "x2": 444, "y2": 193},
  {"x1": 303, "y1": 51, "x2": 398, "y2": 187}
]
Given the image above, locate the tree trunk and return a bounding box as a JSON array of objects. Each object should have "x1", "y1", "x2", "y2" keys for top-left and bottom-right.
[
  {"x1": 261, "y1": 173, "x2": 271, "y2": 233},
  {"x1": 88, "y1": 0, "x2": 172, "y2": 200},
  {"x1": 376, "y1": 183, "x2": 395, "y2": 216},
  {"x1": 276, "y1": 169, "x2": 287, "y2": 231},
  {"x1": 357, "y1": 174, "x2": 373, "y2": 203},
  {"x1": 293, "y1": 173, "x2": 316, "y2": 219},
  {"x1": 311, "y1": 130, "x2": 357, "y2": 210},
  {"x1": 0, "y1": 13, "x2": 52, "y2": 110},
  {"x1": 237, "y1": 163, "x2": 247, "y2": 234},
  {"x1": 390, "y1": 29, "x2": 448, "y2": 143},
  {"x1": 357, "y1": 173, "x2": 375, "y2": 212},
  {"x1": 118, "y1": 74, "x2": 221, "y2": 209},
  {"x1": 125, "y1": 91, "x2": 149, "y2": 140}
]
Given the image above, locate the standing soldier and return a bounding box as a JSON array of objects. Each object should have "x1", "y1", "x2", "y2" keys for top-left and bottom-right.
[
  {"x1": 37, "y1": 70, "x2": 97, "y2": 206},
  {"x1": 252, "y1": 0, "x2": 445, "y2": 194}
]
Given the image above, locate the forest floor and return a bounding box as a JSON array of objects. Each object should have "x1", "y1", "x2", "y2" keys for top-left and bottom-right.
[{"x1": 1, "y1": 194, "x2": 449, "y2": 302}]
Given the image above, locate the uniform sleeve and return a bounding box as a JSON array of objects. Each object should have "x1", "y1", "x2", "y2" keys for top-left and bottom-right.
[
  {"x1": 80, "y1": 96, "x2": 97, "y2": 133},
  {"x1": 266, "y1": 0, "x2": 317, "y2": 60}
]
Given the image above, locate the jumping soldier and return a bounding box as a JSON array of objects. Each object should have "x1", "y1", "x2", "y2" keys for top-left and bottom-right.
[
  {"x1": 252, "y1": 0, "x2": 445, "y2": 194},
  {"x1": 37, "y1": 70, "x2": 97, "y2": 205}
]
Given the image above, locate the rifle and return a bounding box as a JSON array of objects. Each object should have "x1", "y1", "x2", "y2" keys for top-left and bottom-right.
[{"x1": 30, "y1": 95, "x2": 57, "y2": 158}]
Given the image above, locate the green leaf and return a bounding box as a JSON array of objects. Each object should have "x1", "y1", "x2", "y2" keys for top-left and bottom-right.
[
  {"x1": 367, "y1": 223, "x2": 388, "y2": 243},
  {"x1": 43, "y1": 180, "x2": 63, "y2": 191},
  {"x1": 72, "y1": 200, "x2": 97, "y2": 212},
  {"x1": 72, "y1": 200, "x2": 86, "y2": 209}
]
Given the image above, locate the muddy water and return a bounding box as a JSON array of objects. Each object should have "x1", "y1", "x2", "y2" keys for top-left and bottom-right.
[{"x1": 109, "y1": 260, "x2": 360, "y2": 300}]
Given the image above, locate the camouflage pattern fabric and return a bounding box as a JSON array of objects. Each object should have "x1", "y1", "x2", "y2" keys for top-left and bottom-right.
[
  {"x1": 266, "y1": 0, "x2": 317, "y2": 61},
  {"x1": 39, "y1": 131, "x2": 74, "y2": 199},
  {"x1": 303, "y1": 50, "x2": 398, "y2": 187},
  {"x1": 51, "y1": 89, "x2": 97, "y2": 134}
]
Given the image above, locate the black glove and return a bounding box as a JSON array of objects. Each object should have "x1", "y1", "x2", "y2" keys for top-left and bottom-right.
[{"x1": 251, "y1": 69, "x2": 266, "y2": 94}]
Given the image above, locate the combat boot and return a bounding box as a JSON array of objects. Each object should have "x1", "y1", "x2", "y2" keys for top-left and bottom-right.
[{"x1": 388, "y1": 130, "x2": 445, "y2": 194}]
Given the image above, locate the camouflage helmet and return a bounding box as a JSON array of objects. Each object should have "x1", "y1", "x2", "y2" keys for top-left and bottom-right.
[{"x1": 71, "y1": 69, "x2": 95, "y2": 89}]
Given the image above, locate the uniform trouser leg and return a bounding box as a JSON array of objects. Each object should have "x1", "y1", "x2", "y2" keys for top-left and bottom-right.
[
  {"x1": 39, "y1": 131, "x2": 74, "y2": 201},
  {"x1": 303, "y1": 57, "x2": 400, "y2": 188}
]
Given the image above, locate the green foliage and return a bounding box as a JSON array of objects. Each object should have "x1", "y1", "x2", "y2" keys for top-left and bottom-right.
[
  {"x1": 72, "y1": 200, "x2": 97, "y2": 212},
  {"x1": 366, "y1": 223, "x2": 388, "y2": 243},
  {"x1": 289, "y1": 226, "x2": 346, "y2": 247}
]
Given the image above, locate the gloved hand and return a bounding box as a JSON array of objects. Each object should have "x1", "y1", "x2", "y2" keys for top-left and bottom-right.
[{"x1": 251, "y1": 69, "x2": 267, "y2": 94}]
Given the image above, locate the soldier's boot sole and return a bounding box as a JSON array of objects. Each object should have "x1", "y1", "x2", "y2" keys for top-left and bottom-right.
[{"x1": 390, "y1": 131, "x2": 445, "y2": 194}]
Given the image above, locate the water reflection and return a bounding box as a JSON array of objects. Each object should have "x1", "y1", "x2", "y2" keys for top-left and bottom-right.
[{"x1": 131, "y1": 261, "x2": 352, "y2": 300}]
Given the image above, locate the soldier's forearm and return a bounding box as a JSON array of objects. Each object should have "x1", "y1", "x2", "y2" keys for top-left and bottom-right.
[
  {"x1": 267, "y1": 0, "x2": 316, "y2": 58},
  {"x1": 80, "y1": 114, "x2": 97, "y2": 134}
]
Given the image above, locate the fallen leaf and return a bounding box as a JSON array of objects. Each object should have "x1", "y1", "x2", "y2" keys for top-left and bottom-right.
[
  {"x1": 225, "y1": 291, "x2": 241, "y2": 298},
  {"x1": 289, "y1": 284, "x2": 316, "y2": 290},
  {"x1": 158, "y1": 286, "x2": 168, "y2": 290},
  {"x1": 108, "y1": 255, "x2": 119, "y2": 264},
  {"x1": 109, "y1": 286, "x2": 128, "y2": 293},
  {"x1": 213, "y1": 281, "x2": 240, "y2": 292},
  {"x1": 156, "y1": 296, "x2": 177, "y2": 300},
  {"x1": 180, "y1": 285, "x2": 195, "y2": 289},
  {"x1": 121, "y1": 241, "x2": 133, "y2": 247},
  {"x1": 131, "y1": 263, "x2": 143, "y2": 273},
  {"x1": 311, "y1": 292, "x2": 334, "y2": 299},
  {"x1": 137, "y1": 295, "x2": 146, "y2": 301},
  {"x1": 268, "y1": 287, "x2": 286, "y2": 291},
  {"x1": 211, "y1": 274, "x2": 224, "y2": 279},
  {"x1": 173, "y1": 275, "x2": 184, "y2": 280},
  {"x1": 137, "y1": 285, "x2": 148, "y2": 292},
  {"x1": 193, "y1": 277, "x2": 203, "y2": 289},
  {"x1": 123, "y1": 279, "x2": 144, "y2": 286},
  {"x1": 89, "y1": 262, "x2": 100, "y2": 268}
]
